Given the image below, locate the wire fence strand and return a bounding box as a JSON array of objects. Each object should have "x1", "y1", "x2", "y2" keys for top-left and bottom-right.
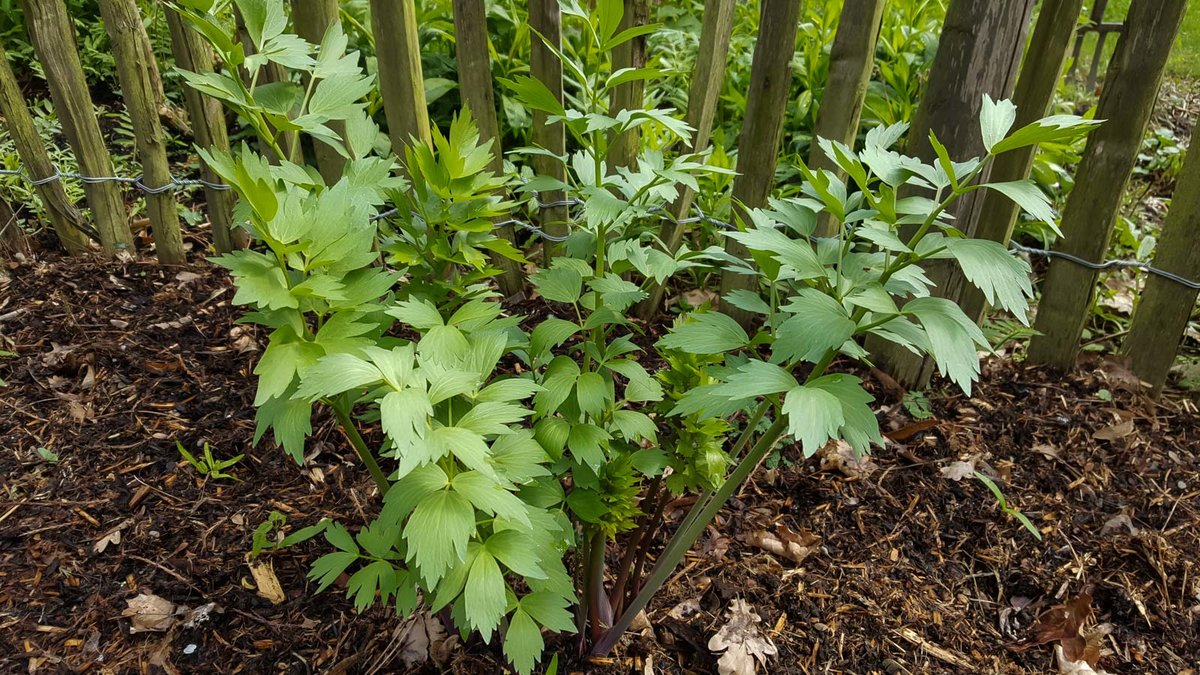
[{"x1": 2, "y1": 163, "x2": 1197, "y2": 291}]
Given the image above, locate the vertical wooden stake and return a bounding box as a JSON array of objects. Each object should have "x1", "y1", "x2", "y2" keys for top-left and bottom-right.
[
  {"x1": 100, "y1": 0, "x2": 186, "y2": 265},
  {"x1": 21, "y1": 0, "x2": 134, "y2": 255},
  {"x1": 607, "y1": 0, "x2": 650, "y2": 171},
  {"x1": 717, "y1": 0, "x2": 802, "y2": 326},
  {"x1": 1028, "y1": 0, "x2": 1187, "y2": 370},
  {"x1": 452, "y1": 0, "x2": 523, "y2": 296},
  {"x1": 808, "y1": 0, "x2": 886, "y2": 237},
  {"x1": 530, "y1": 0, "x2": 568, "y2": 262},
  {"x1": 291, "y1": 0, "x2": 346, "y2": 185},
  {"x1": 868, "y1": 0, "x2": 1035, "y2": 386},
  {"x1": 1122, "y1": 135, "x2": 1200, "y2": 395},
  {"x1": 0, "y1": 192, "x2": 31, "y2": 257},
  {"x1": 371, "y1": 0, "x2": 431, "y2": 156},
  {"x1": 164, "y1": 7, "x2": 243, "y2": 253},
  {"x1": 958, "y1": 0, "x2": 1085, "y2": 322},
  {"x1": 638, "y1": 0, "x2": 736, "y2": 320},
  {"x1": 0, "y1": 42, "x2": 89, "y2": 254}
]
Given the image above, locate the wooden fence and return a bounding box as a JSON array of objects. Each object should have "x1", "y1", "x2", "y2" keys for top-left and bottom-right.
[{"x1": 0, "y1": 0, "x2": 1196, "y2": 394}]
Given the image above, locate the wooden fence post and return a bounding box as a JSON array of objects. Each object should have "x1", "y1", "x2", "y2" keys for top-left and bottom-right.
[
  {"x1": 0, "y1": 42, "x2": 89, "y2": 254},
  {"x1": 607, "y1": 0, "x2": 651, "y2": 170},
  {"x1": 164, "y1": 7, "x2": 243, "y2": 253},
  {"x1": 637, "y1": 0, "x2": 735, "y2": 320},
  {"x1": 0, "y1": 193, "x2": 31, "y2": 257},
  {"x1": 1121, "y1": 134, "x2": 1200, "y2": 395},
  {"x1": 21, "y1": 0, "x2": 134, "y2": 255},
  {"x1": 808, "y1": 0, "x2": 886, "y2": 238},
  {"x1": 291, "y1": 0, "x2": 345, "y2": 184},
  {"x1": 717, "y1": 0, "x2": 802, "y2": 326},
  {"x1": 1028, "y1": 0, "x2": 1187, "y2": 370},
  {"x1": 100, "y1": 0, "x2": 186, "y2": 265},
  {"x1": 529, "y1": 0, "x2": 568, "y2": 261},
  {"x1": 452, "y1": 0, "x2": 523, "y2": 296},
  {"x1": 868, "y1": 0, "x2": 1035, "y2": 387},
  {"x1": 958, "y1": 0, "x2": 1085, "y2": 322},
  {"x1": 371, "y1": 0, "x2": 431, "y2": 156}
]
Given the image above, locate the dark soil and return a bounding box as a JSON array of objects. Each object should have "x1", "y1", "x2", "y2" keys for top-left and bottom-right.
[{"x1": 1, "y1": 255, "x2": 1197, "y2": 674}]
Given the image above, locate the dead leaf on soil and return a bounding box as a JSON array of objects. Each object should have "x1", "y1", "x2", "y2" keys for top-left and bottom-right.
[
  {"x1": 817, "y1": 439, "x2": 878, "y2": 479},
  {"x1": 940, "y1": 456, "x2": 979, "y2": 481},
  {"x1": 707, "y1": 599, "x2": 777, "y2": 675},
  {"x1": 1100, "y1": 513, "x2": 1139, "y2": 536},
  {"x1": 1015, "y1": 591, "x2": 1111, "y2": 669},
  {"x1": 93, "y1": 517, "x2": 134, "y2": 554},
  {"x1": 668, "y1": 597, "x2": 702, "y2": 621},
  {"x1": 247, "y1": 558, "x2": 286, "y2": 605},
  {"x1": 1093, "y1": 419, "x2": 1135, "y2": 442},
  {"x1": 384, "y1": 610, "x2": 455, "y2": 670},
  {"x1": 742, "y1": 525, "x2": 820, "y2": 566},
  {"x1": 122, "y1": 593, "x2": 181, "y2": 633}
]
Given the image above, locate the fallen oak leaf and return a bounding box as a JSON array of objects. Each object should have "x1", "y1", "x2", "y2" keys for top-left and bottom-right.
[
  {"x1": 122, "y1": 592, "x2": 181, "y2": 633},
  {"x1": 707, "y1": 599, "x2": 777, "y2": 675},
  {"x1": 816, "y1": 439, "x2": 878, "y2": 479}
]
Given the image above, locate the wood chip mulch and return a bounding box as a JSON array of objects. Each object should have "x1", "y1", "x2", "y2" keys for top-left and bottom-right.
[{"x1": 1, "y1": 254, "x2": 1197, "y2": 674}]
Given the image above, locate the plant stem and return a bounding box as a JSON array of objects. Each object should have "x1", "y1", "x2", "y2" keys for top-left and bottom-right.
[
  {"x1": 585, "y1": 528, "x2": 610, "y2": 641},
  {"x1": 593, "y1": 414, "x2": 790, "y2": 656},
  {"x1": 609, "y1": 475, "x2": 663, "y2": 613},
  {"x1": 330, "y1": 402, "x2": 391, "y2": 496}
]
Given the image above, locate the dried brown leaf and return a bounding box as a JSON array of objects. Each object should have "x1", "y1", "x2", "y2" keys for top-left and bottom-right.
[
  {"x1": 122, "y1": 593, "x2": 180, "y2": 633},
  {"x1": 707, "y1": 599, "x2": 777, "y2": 675}
]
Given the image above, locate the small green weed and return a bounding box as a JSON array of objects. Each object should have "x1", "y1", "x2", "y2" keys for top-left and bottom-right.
[{"x1": 176, "y1": 440, "x2": 244, "y2": 481}]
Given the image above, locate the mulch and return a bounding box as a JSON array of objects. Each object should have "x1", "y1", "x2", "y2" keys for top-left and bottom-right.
[{"x1": 1, "y1": 254, "x2": 1197, "y2": 674}]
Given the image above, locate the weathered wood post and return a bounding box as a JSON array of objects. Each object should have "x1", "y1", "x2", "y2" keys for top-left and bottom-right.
[
  {"x1": 637, "y1": 0, "x2": 735, "y2": 320},
  {"x1": 530, "y1": 0, "x2": 568, "y2": 261},
  {"x1": 0, "y1": 193, "x2": 31, "y2": 257},
  {"x1": 1028, "y1": 0, "x2": 1187, "y2": 370},
  {"x1": 607, "y1": 0, "x2": 651, "y2": 170},
  {"x1": 291, "y1": 0, "x2": 346, "y2": 185},
  {"x1": 868, "y1": 0, "x2": 1036, "y2": 386},
  {"x1": 717, "y1": 0, "x2": 802, "y2": 326},
  {"x1": 0, "y1": 42, "x2": 89, "y2": 254},
  {"x1": 452, "y1": 0, "x2": 523, "y2": 296},
  {"x1": 1122, "y1": 135, "x2": 1200, "y2": 395},
  {"x1": 808, "y1": 0, "x2": 886, "y2": 237},
  {"x1": 100, "y1": 0, "x2": 187, "y2": 265},
  {"x1": 957, "y1": 0, "x2": 1085, "y2": 322},
  {"x1": 164, "y1": 7, "x2": 243, "y2": 253},
  {"x1": 370, "y1": 0, "x2": 431, "y2": 156},
  {"x1": 21, "y1": 0, "x2": 134, "y2": 255}
]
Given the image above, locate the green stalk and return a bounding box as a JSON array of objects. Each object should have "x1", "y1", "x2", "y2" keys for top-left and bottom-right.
[
  {"x1": 330, "y1": 401, "x2": 391, "y2": 496},
  {"x1": 593, "y1": 414, "x2": 790, "y2": 656}
]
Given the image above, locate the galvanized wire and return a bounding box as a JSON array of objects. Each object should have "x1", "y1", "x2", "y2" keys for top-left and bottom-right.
[{"x1": 2, "y1": 163, "x2": 1197, "y2": 291}]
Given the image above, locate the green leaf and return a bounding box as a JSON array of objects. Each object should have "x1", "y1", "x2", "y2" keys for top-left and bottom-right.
[
  {"x1": 567, "y1": 423, "x2": 610, "y2": 472},
  {"x1": 782, "y1": 385, "x2": 845, "y2": 456},
  {"x1": 308, "y1": 551, "x2": 357, "y2": 593},
  {"x1": 725, "y1": 226, "x2": 824, "y2": 281},
  {"x1": 404, "y1": 489, "x2": 475, "y2": 584},
  {"x1": 453, "y1": 471, "x2": 531, "y2": 526},
  {"x1": 720, "y1": 360, "x2": 798, "y2": 399},
  {"x1": 981, "y1": 180, "x2": 1059, "y2": 235},
  {"x1": 722, "y1": 289, "x2": 771, "y2": 316},
  {"x1": 990, "y1": 114, "x2": 1101, "y2": 155},
  {"x1": 806, "y1": 374, "x2": 883, "y2": 454},
  {"x1": 347, "y1": 559, "x2": 394, "y2": 612},
  {"x1": 530, "y1": 318, "x2": 580, "y2": 359},
  {"x1": 588, "y1": 274, "x2": 647, "y2": 312},
  {"x1": 465, "y1": 549, "x2": 507, "y2": 642},
  {"x1": 903, "y1": 297, "x2": 988, "y2": 395},
  {"x1": 943, "y1": 238, "x2": 1033, "y2": 321},
  {"x1": 324, "y1": 521, "x2": 359, "y2": 553},
  {"x1": 520, "y1": 591, "x2": 576, "y2": 632},
  {"x1": 501, "y1": 75, "x2": 566, "y2": 117},
  {"x1": 486, "y1": 529, "x2": 546, "y2": 579},
  {"x1": 980, "y1": 95, "x2": 1018, "y2": 154},
  {"x1": 530, "y1": 266, "x2": 583, "y2": 304},
  {"x1": 380, "y1": 389, "x2": 432, "y2": 444},
  {"x1": 574, "y1": 371, "x2": 609, "y2": 419},
  {"x1": 212, "y1": 251, "x2": 296, "y2": 310},
  {"x1": 656, "y1": 312, "x2": 749, "y2": 354},
  {"x1": 255, "y1": 396, "x2": 313, "y2": 463},
  {"x1": 293, "y1": 353, "x2": 382, "y2": 401},
  {"x1": 611, "y1": 410, "x2": 657, "y2": 443},
  {"x1": 773, "y1": 289, "x2": 856, "y2": 364},
  {"x1": 387, "y1": 299, "x2": 445, "y2": 330},
  {"x1": 430, "y1": 426, "x2": 494, "y2": 476},
  {"x1": 458, "y1": 401, "x2": 532, "y2": 436},
  {"x1": 253, "y1": 337, "x2": 321, "y2": 406},
  {"x1": 605, "y1": 359, "x2": 663, "y2": 402},
  {"x1": 503, "y1": 608, "x2": 543, "y2": 675},
  {"x1": 477, "y1": 378, "x2": 543, "y2": 403}
]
